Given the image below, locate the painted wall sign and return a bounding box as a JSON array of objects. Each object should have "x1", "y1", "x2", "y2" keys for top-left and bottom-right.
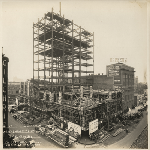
[
  {"x1": 110, "y1": 58, "x2": 127, "y2": 63},
  {"x1": 89, "y1": 119, "x2": 98, "y2": 135}
]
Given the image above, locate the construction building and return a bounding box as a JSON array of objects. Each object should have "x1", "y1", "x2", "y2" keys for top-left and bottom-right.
[
  {"x1": 30, "y1": 85, "x2": 122, "y2": 133},
  {"x1": 33, "y1": 10, "x2": 94, "y2": 93},
  {"x1": 106, "y1": 63, "x2": 135, "y2": 111},
  {"x1": 25, "y1": 9, "x2": 124, "y2": 138}
]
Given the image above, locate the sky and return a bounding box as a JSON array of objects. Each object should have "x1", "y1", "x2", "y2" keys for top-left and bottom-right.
[{"x1": 1, "y1": 0, "x2": 148, "y2": 83}]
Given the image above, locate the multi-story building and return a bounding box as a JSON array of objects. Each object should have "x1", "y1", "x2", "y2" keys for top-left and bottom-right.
[
  {"x1": 8, "y1": 82, "x2": 20, "y2": 96},
  {"x1": 8, "y1": 81, "x2": 30, "y2": 96},
  {"x1": 2, "y1": 54, "x2": 9, "y2": 131},
  {"x1": 106, "y1": 63, "x2": 135, "y2": 111}
]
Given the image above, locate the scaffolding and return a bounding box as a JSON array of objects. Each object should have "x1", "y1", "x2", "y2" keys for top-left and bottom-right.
[{"x1": 33, "y1": 9, "x2": 94, "y2": 93}]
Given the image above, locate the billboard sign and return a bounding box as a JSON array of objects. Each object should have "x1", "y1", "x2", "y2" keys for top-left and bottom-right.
[
  {"x1": 110, "y1": 58, "x2": 127, "y2": 63},
  {"x1": 89, "y1": 119, "x2": 98, "y2": 135},
  {"x1": 68, "y1": 122, "x2": 81, "y2": 136}
]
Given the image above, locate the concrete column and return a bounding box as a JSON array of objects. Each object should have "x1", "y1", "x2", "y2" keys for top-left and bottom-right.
[
  {"x1": 59, "y1": 91, "x2": 62, "y2": 104},
  {"x1": 80, "y1": 86, "x2": 83, "y2": 98},
  {"x1": 51, "y1": 93, "x2": 54, "y2": 102},
  {"x1": 90, "y1": 86, "x2": 93, "y2": 98},
  {"x1": 49, "y1": 91, "x2": 52, "y2": 102}
]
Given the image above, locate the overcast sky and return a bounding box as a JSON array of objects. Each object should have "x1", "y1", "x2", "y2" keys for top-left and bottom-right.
[{"x1": 1, "y1": 0, "x2": 148, "y2": 82}]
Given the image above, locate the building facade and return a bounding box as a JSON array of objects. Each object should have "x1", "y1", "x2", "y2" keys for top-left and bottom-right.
[
  {"x1": 84, "y1": 74, "x2": 114, "y2": 90},
  {"x1": 106, "y1": 63, "x2": 135, "y2": 111},
  {"x1": 92, "y1": 74, "x2": 114, "y2": 90},
  {"x1": 3, "y1": 54, "x2": 9, "y2": 130},
  {"x1": 8, "y1": 81, "x2": 30, "y2": 96},
  {"x1": 8, "y1": 82, "x2": 20, "y2": 96},
  {"x1": 134, "y1": 76, "x2": 138, "y2": 93}
]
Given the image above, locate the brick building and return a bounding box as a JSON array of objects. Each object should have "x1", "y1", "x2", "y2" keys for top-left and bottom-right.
[
  {"x1": 106, "y1": 63, "x2": 135, "y2": 111},
  {"x1": 84, "y1": 74, "x2": 114, "y2": 90}
]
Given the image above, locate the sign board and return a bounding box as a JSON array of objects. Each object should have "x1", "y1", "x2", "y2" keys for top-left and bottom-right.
[
  {"x1": 89, "y1": 119, "x2": 98, "y2": 135},
  {"x1": 68, "y1": 122, "x2": 81, "y2": 136},
  {"x1": 110, "y1": 58, "x2": 127, "y2": 63}
]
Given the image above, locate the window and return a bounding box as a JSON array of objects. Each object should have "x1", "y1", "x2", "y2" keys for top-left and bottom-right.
[
  {"x1": 114, "y1": 79, "x2": 120, "y2": 84},
  {"x1": 123, "y1": 74, "x2": 126, "y2": 78}
]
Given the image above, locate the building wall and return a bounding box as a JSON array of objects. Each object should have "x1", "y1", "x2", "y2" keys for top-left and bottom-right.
[
  {"x1": 144, "y1": 89, "x2": 148, "y2": 96},
  {"x1": 134, "y1": 96, "x2": 137, "y2": 106},
  {"x1": 8, "y1": 82, "x2": 20, "y2": 96},
  {"x1": 8, "y1": 81, "x2": 29, "y2": 96},
  {"x1": 76, "y1": 74, "x2": 114, "y2": 90},
  {"x1": 134, "y1": 76, "x2": 138, "y2": 93},
  {"x1": 106, "y1": 63, "x2": 135, "y2": 111},
  {"x1": 3, "y1": 55, "x2": 9, "y2": 129},
  {"x1": 92, "y1": 75, "x2": 114, "y2": 90}
]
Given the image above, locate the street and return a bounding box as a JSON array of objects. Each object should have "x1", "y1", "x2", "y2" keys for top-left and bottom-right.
[
  {"x1": 8, "y1": 113, "x2": 62, "y2": 148},
  {"x1": 107, "y1": 110, "x2": 148, "y2": 149}
]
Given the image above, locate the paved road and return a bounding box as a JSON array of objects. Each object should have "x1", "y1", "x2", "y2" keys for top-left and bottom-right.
[
  {"x1": 8, "y1": 113, "x2": 62, "y2": 148},
  {"x1": 106, "y1": 111, "x2": 148, "y2": 149}
]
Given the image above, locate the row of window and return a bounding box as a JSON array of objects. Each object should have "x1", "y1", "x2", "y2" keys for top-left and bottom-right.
[
  {"x1": 8, "y1": 90, "x2": 19, "y2": 94},
  {"x1": 123, "y1": 74, "x2": 134, "y2": 79},
  {"x1": 125, "y1": 94, "x2": 134, "y2": 100},
  {"x1": 123, "y1": 78, "x2": 134, "y2": 86}
]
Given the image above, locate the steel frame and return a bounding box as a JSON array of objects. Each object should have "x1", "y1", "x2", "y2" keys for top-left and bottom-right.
[{"x1": 33, "y1": 10, "x2": 94, "y2": 93}]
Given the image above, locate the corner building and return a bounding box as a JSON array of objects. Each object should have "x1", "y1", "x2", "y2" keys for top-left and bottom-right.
[{"x1": 106, "y1": 63, "x2": 135, "y2": 111}]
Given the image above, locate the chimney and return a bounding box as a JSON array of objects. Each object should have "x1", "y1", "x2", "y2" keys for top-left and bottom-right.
[{"x1": 102, "y1": 73, "x2": 103, "y2": 75}]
